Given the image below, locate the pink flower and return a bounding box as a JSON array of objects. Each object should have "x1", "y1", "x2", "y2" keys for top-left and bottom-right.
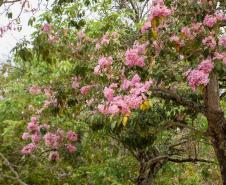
[
  {"x1": 22, "y1": 132, "x2": 30, "y2": 140},
  {"x1": 186, "y1": 69, "x2": 209, "y2": 91},
  {"x1": 104, "y1": 87, "x2": 114, "y2": 101},
  {"x1": 42, "y1": 23, "x2": 51, "y2": 32},
  {"x1": 109, "y1": 83, "x2": 118, "y2": 89},
  {"x1": 181, "y1": 27, "x2": 192, "y2": 38},
  {"x1": 101, "y1": 34, "x2": 110, "y2": 45},
  {"x1": 214, "y1": 52, "x2": 226, "y2": 66},
  {"x1": 148, "y1": 4, "x2": 171, "y2": 21},
  {"x1": 215, "y1": 11, "x2": 226, "y2": 21},
  {"x1": 94, "y1": 57, "x2": 113, "y2": 75},
  {"x1": 48, "y1": 35, "x2": 59, "y2": 44},
  {"x1": 94, "y1": 65, "x2": 101, "y2": 75},
  {"x1": 96, "y1": 42, "x2": 101, "y2": 50},
  {"x1": 131, "y1": 74, "x2": 141, "y2": 84},
  {"x1": 108, "y1": 104, "x2": 119, "y2": 114},
  {"x1": 44, "y1": 87, "x2": 52, "y2": 98},
  {"x1": 141, "y1": 22, "x2": 151, "y2": 33},
  {"x1": 31, "y1": 133, "x2": 41, "y2": 144},
  {"x1": 125, "y1": 49, "x2": 145, "y2": 67},
  {"x1": 111, "y1": 32, "x2": 119, "y2": 39},
  {"x1": 203, "y1": 15, "x2": 217, "y2": 28},
  {"x1": 170, "y1": 35, "x2": 184, "y2": 46},
  {"x1": 72, "y1": 76, "x2": 80, "y2": 89},
  {"x1": 29, "y1": 86, "x2": 42, "y2": 95},
  {"x1": 80, "y1": 85, "x2": 91, "y2": 95},
  {"x1": 202, "y1": 36, "x2": 216, "y2": 49},
  {"x1": 133, "y1": 42, "x2": 148, "y2": 55},
  {"x1": 31, "y1": 116, "x2": 38, "y2": 123},
  {"x1": 66, "y1": 144, "x2": 77, "y2": 153},
  {"x1": 43, "y1": 100, "x2": 52, "y2": 108},
  {"x1": 121, "y1": 79, "x2": 132, "y2": 90},
  {"x1": 197, "y1": 59, "x2": 214, "y2": 74},
  {"x1": 49, "y1": 151, "x2": 59, "y2": 161},
  {"x1": 98, "y1": 56, "x2": 113, "y2": 68},
  {"x1": 67, "y1": 131, "x2": 78, "y2": 142},
  {"x1": 27, "y1": 122, "x2": 39, "y2": 132},
  {"x1": 98, "y1": 104, "x2": 107, "y2": 114},
  {"x1": 21, "y1": 143, "x2": 36, "y2": 155},
  {"x1": 124, "y1": 95, "x2": 143, "y2": 109},
  {"x1": 86, "y1": 98, "x2": 94, "y2": 106},
  {"x1": 43, "y1": 133, "x2": 60, "y2": 148},
  {"x1": 219, "y1": 35, "x2": 226, "y2": 47}
]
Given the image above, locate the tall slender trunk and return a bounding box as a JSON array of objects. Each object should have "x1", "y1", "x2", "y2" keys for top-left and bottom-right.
[{"x1": 205, "y1": 72, "x2": 226, "y2": 185}]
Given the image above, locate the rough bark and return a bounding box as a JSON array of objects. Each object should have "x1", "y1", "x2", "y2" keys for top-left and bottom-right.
[
  {"x1": 204, "y1": 72, "x2": 226, "y2": 185},
  {"x1": 137, "y1": 161, "x2": 164, "y2": 185}
]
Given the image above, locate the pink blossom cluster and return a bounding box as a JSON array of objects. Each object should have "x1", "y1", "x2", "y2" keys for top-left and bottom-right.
[
  {"x1": 29, "y1": 86, "x2": 54, "y2": 99},
  {"x1": 21, "y1": 143, "x2": 37, "y2": 155},
  {"x1": 219, "y1": 35, "x2": 226, "y2": 47},
  {"x1": 42, "y1": 23, "x2": 52, "y2": 33},
  {"x1": 80, "y1": 85, "x2": 92, "y2": 95},
  {"x1": 214, "y1": 52, "x2": 226, "y2": 66},
  {"x1": 170, "y1": 35, "x2": 184, "y2": 47},
  {"x1": 215, "y1": 11, "x2": 226, "y2": 21},
  {"x1": 21, "y1": 117, "x2": 78, "y2": 160},
  {"x1": 98, "y1": 74, "x2": 153, "y2": 115},
  {"x1": 21, "y1": 116, "x2": 41, "y2": 155},
  {"x1": 148, "y1": 0, "x2": 171, "y2": 21},
  {"x1": 29, "y1": 85, "x2": 42, "y2": 95},
  {"x1": 203, "y1": 15, "x2": 218, "y2": 28},
  {"x1": 94, "y1": 56, "x2": 113, "y2": 75},
  {"x1": 141, "y1": 22, "x2": 151, "y2": 33},
  {"x1": 41, "y1": 23, "x2": 60, "y2": 44},
  {"x1": 202, "y1": 35, "x2": 216, "y2": 49},
  {"x1": 34, "y1": 87, "x2": 56, "y2": 114},
  {"x1": 125, "y1": 42, "x2": 148, "y2": 67},
  {"x1": 72, "y1": 76, "x2": 80, "y2": 89},
  {"x1": 141, "y1": 0, "x2": 171, "y2": 33},
  {"x1": 48, "y1": 34, "x2": 59, "y2": 44},
  {"x1": 95, "y1": 32, "x2": 119, "y2": 50},
  {"x1": 40, "y1": 24, "x2": 60, "y2": 44},
  {"x1": 185, "y1": 59, "x2": 214, "y2": 91},
  {"x1": 203, "y1": 12, "x2": 226, "y2": 28},
  {"x1": 181, "y1": 23, "x2": 204, "y2": 39}
]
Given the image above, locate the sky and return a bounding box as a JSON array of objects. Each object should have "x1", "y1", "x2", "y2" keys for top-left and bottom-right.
[{"x1": 0, "y1": 0, "x2": 49, "y2": 63}]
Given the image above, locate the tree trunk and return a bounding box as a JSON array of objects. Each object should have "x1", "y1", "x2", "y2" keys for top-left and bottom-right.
[
  {"x1": 205, "y1": 72, "x2": 226, "y2": 185},
  {"x1": 136, "y1": 161, "x2": 163, "y2": 185},
  {"x1": 213, "y1": 138, "x2": 226, "y2": 185}
]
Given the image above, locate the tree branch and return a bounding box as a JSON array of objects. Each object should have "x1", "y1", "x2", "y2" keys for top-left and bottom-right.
[
  {"x1": 168, "y1": 157, "x2": 216, "y2": 164},
  {"x1": 2, "y1": 0, "x2": 21, "y2": 4},
  {"x1": 150, "y1": 88, "x2": 206, "y2": 114},
  {"x1": 146, "y1": 155, "x2": 216, "y2": 168},
  {"x1": 0, "y1": 152, "x2": 28, "y2": 185}
]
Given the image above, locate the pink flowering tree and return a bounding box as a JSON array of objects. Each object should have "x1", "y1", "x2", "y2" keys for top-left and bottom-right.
[
  {"x1": 4, "y1": 0, "x2": 226, "y2": 184},
  {"x1": 137, "y1": 0, "x2": 226, "y2": 183}
]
